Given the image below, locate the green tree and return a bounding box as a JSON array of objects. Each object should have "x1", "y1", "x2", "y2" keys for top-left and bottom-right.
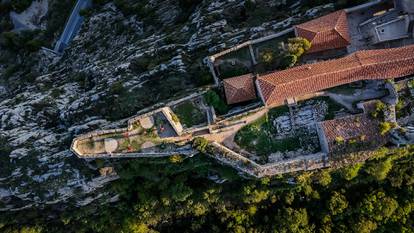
[
  {"x1": 204, "y1": 90, "x2": 228, "y2": 114},
  {"x1": 340, "y1": 163, "x2": 362, "y2": 180},
  {"x1": 124, "y1": 220, "x2": 158, "y2": 233},
  {"x1": 169, "y1": 182, "x2": 193, "y2": 202},
  {"x1": 351, "y1": 219, "x2": 377, "y2": 233},
  {"x1": 242, "y1": 184, "x2": 270, "y2": 204},
  {"x1": 284, "y1": 191, "x2": 295, "y2": 205},
  {"x1": 361, "y1": 191, "x2": 399, "y2": 221},
  {"x1": 327, "y1": 192, "x2": 348, "y2": 216},
  {"x1": 365, "y1": 158, "x2": 393, "y2": 181},
  {"x1": 192, "y1": 202, "x2": 208, "y2": 217},
  {"x1": 18, "y1": 226, "x2": 43, "y2": 233},
  {"x1": 280, "y1": 54, "x2": 297, "y2": 68},
  {"x1": 273, "y1": 208, "x2": 312, "y2": 233},
  {"x1": 314, "y1": 170, "x2": 332, "y2": 187}
]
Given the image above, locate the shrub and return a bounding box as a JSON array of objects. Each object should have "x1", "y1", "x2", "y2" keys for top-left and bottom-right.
[
  {"x1": 219, "y1": 66, "x2": 249, "y2": 79},
  {"x1": 188, "y1": 64, "x2": 213, "y2": 86},
  {"x1": 11, "y1": 0, "x2": 33, "y2": 13},
  {"x1": 280, "y1": 54, "x2": 297, "y2": 69},
  {"x1": 327, "y1": 192, "x2": 348, "y2": 216},
  {"x1": 287, "y1": 37, "x2": 311, "y2": 57},
  {"x1": 24, "y1": 39, "x2": 43, "y2": 52},
  {"x1": 365, "y1": 158, "x2": 393, "y2": 181},
  {"x1": 130, "y1": 140, "x2": 141, "y2": 151},
  {"x1": 170, "y1": 112, "x2": 180, "y2": 124},
  {"x1": 0, "y1": 30, "x2": 43, "y2": 52},
  {"x1": 315, "y1": 170, "x2": 332, "y2": 187},
  {"x1": 0, "y1": 31, "x2": 18, "y2": 49},
  {"x1": 371, "y1": 101, "x2": 386, "y2": 119},
  {"x1": 129, "y1": 56, "x2": 151, "y2": 74},
  {"x1": 109, "y1": 81, "x2": 125, "y2": 95},
  {"x1": 169, "y1": 154, "x2": 183, "y2": 163},
  {"x1": 259, "y1": 48, "x2": 274, "y2": 64},
  {"x1": 340, "y1": 163, "x2": 362, "y2": 180},
  {"x1": 395, "y1": 99, "x2": 405, "y2": 112},
  {"x1": 204, "y1": 90, "x2": 228, "y2": 114},
  {"x1": 192, "y1": 137, "x2": 208, "y2": 153},
  {"x1": 379, "y1": 122, "x2": 394, "y2": 135},
  {"x1": 50, "y1": 88, "x2": 63, "y2": 98},
  {"x1": 335, "y1": 136, "x2": 344, "y2": 145},
  {"x1": 0, "y1": 136, "x2": 12, "y2": 156},
  {"x1": 0, "y1": 18, "x2": 13, "y2": 31}
]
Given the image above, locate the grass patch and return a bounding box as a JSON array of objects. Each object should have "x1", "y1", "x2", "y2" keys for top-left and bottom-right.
[
  {"x1": 204, "y1": 90, "x2": 228, "y2": 115},
  {"x1": 235, "y1": 115, "x2": 300, "y2": 156},
  {"x1": 216, "y1": 47, "x2": 252, "y2": 79},
  {"x1": 252, "y1": 31, "x2": 295, "y2": 73},
  {"x1": 173, "y1": 101, "x2": 205, "y2": 127}
]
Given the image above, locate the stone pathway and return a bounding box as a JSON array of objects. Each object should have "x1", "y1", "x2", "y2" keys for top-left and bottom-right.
[
  {"x1": 203, "y1": 108, "x2": 268, "y2": 148},
  {"x1": 327, "y1": 87, "x2": 387, "y2": 112}
]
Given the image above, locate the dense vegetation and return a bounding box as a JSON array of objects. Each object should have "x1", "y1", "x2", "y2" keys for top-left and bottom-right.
[
  {"x1": 0, "y1": 0, "x2": 75, "y2": 83},
  {"x1": 173, "y1": 101, "x2": 206, "y2": 127},
  {"x1": 235, "y1": 114, "x2": 301, "y2": 156},
  {"x1": 1, "y1": 1, "x2": 412, "y2": 233},
  {"x1": 1, "y1": 145, "x2": 414, "y2": 233}
]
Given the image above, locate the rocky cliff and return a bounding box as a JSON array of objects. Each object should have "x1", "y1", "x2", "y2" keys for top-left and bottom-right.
[{"x1": 0, "y1": 0, "x2": 334, "y2": 211}]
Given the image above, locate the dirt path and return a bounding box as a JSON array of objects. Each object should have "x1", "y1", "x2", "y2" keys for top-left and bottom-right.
[{"x1": 203, "y1": 108, "x2": 268, "y2": 148}]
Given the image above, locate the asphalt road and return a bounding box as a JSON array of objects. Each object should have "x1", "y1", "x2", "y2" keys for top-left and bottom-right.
[{"x1": 54, "y1": 0, "x2": 91, "y2": 53}]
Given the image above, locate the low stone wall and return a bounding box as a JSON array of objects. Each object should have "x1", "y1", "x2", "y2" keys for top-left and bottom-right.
[
  {"x1": 75, "y1": 149, "x2": 196, "y2": 159},
  {"x1": 209, "y1": 142, "x2": 262, "y2": 177},
  {"x1": 74, "y1": 128, "x2": 128, "y2": 141},
  {"x1": 221, "y1": 102, "x2": 264, "y2": 119},
  {"x1": 207, "y1": 28, "x2": 295, "y2": 86},
  {"x1": 128, "y1": 109, "x2": 162, "y2": 128},
  {"x1": 261, "y1": 153, "x2": 328, "y2": 176},
  {"x1": 217, "y1": 105, "x2": 266, "y2": 125},
  {"x1": 316, "y1": 122, "x2": 329, "y2": 153},
  {"x1": 344, "y1": 0, "x2": 385, "y2": 13},
  {"x1": 70, "y1": 127, "x2": 129, "y2": 157},
  {"x1": 209, "y1": 27, "x2": 294, "y2": 61},
  {"x1": 209, "y1": 142, "x2": 329, "y2": 178},
  {"x1": 128, "y1": 90, "x2": 207, "y2": 128},
  {"x1": 161, "y1": 107, "x2": 184, "y2": 135}
]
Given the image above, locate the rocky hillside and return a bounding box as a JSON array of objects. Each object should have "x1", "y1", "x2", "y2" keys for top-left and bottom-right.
[{"x1": 0, "y1": 0, "x2": 338, "y2": 211}]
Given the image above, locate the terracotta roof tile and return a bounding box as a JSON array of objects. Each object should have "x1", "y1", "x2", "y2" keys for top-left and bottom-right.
[
  {"x1": 257, "y1": 44, "x2": 414, "y2": 107},
  {"x1": 320, "y1": 114, "x2": 387, "y2": 154},
  {"x1": 295, "y1": 10, "x2": 350, "y2": 53},
  {"x1": 223, "y1": 74, "x2": 257, "y2": 104}
]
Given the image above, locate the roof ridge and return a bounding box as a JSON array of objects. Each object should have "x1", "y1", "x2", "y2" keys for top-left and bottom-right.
[
  {"x1": 260, "y1": 49, "x2": 414, "y2": 87},
  {"x1": 258, "y1": 45, "x2": 414, "y2": 106},
  {"x1": 354, "y1": 52, "x2": 363, "y2": 66},
  {"x1": 333, "y1": 11, "x2": 350, "y2": 43}
]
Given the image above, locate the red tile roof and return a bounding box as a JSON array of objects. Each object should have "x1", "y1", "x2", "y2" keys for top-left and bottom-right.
[
  {"x1": 295, "y1": 10, "x2": 350, "y2": 53},
  {"x1": 319, "y1": 114, "x2": 386, "y2": 154},
  {"x1": 257, "y1": 44, "x2": 414, "y2": 107},
  {"x1": 223, "y1": 74, "x2": 257, "y2": 104}
]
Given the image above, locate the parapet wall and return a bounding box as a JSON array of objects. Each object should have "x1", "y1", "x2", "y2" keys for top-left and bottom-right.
[{"x1": 209, "y1": 142, "x2": 329, "y2": 178}]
